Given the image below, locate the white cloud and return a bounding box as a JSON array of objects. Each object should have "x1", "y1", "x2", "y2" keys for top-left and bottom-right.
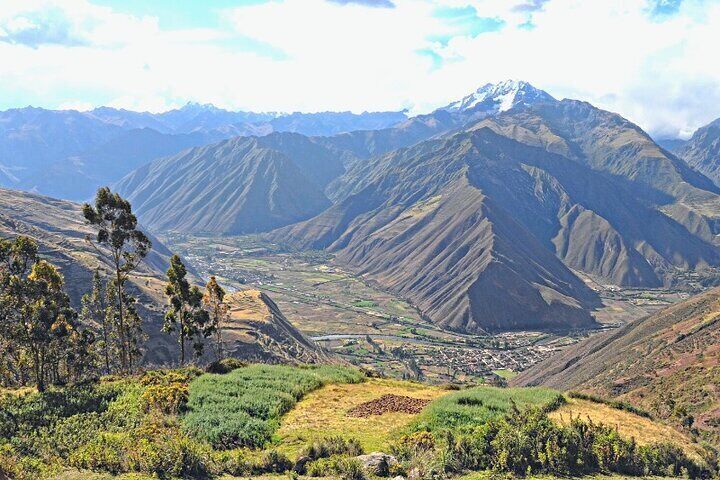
[{"x1": 0, "y1": 0, "x2": 719, "y2": 137}]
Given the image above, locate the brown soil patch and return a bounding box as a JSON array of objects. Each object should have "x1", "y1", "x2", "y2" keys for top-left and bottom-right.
[{"x1": 347, "y1": 394, "x2": 431, "y2": 417}]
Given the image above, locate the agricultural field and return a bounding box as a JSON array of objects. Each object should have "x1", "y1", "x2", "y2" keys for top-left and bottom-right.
[{"x1": 163, "y1": 234, "x2": 619, "y2": 383}]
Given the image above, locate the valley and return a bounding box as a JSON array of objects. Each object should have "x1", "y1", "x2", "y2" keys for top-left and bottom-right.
[{"x1": 163, "y1": 233, "x2": 695, "y2": 384}]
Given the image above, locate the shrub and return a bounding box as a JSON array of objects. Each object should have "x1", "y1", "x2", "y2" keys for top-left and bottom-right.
[
  {"x1": 141, "y1": 383, "x2": 189, "y2": 415},
  {"x1": 140, "y1": 368, "x2": 203, "y2": 387},
  {"x1": 390, "y1": 431, "x2": 436, "y2": 461},
  {"x1": 301, "y1": 436, "x2": 364, "y2": 460},
  {"x1": 183, "y1": 364, "x2": 364, "y2": 449},
  {"x1": 254, "y1": 449, "x2": 293, "y2": 474},
  {"x1": 213, "y1": 448, "x2": 252, "y2": 476},
  {"x1": 306, "y1": 455, "x2": 366, "y2": 480},
  {"x1": 206, "y1": 358, "x2": 247, "y2": 374}
]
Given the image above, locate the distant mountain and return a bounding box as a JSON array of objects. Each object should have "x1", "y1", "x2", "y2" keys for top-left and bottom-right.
[
  {"x1": 512, "y1": 286, "x2": 720, "y2": 442},
  {"x1": 441, "y1": 80, "x2": 556, "y2": 116},
  {"x1": 115, "y1": 133, "x2": 342, "y2": 235},
  {"x1": 655, "y1": 137, "x2": 687, "y2": 152},
  {"x1": 677, "y1": 117, "x2": 720, "y2": 187},
  {"x1": 0, "y1": 103, "x2": 407, "y2": 201},
  {"x1": 271, "y1": 98, "x2": 720, "y2": 333}
]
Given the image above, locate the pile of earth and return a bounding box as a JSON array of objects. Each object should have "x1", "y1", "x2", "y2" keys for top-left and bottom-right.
[{"x1": 346, "y1": 394, "x2": 431, "y2": 417}]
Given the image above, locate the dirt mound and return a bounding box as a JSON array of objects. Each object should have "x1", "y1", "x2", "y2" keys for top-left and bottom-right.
[{"x1": 346, "y1": 394, "x2": 430, "y2": 417}]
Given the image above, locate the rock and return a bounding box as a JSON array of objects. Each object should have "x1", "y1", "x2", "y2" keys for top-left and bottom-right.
[
  {"x1": 392, "y1": 476, "x2": 405, "y2": 480},
  {"x1": 407, "y1": 467, "x2": 422, "y2": 480},
  {"x1": 293, "y1": 455, "x2": 311, "y2": 475},
  {"x1": 356, "y1": 452, "x2": 398, "y2": 476}
]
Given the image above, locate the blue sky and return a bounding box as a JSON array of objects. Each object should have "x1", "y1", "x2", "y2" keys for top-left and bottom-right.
[{"x1": 0, "y1": 0, "x2": 719, "y2": 138}]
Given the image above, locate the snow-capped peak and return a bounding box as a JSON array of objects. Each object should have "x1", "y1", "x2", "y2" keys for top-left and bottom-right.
[{"x1": 442, "y1": 80, "x2": 554, "y2": 114}]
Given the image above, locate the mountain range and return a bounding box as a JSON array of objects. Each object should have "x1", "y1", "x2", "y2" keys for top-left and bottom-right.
[
  {"x1": 111, "y1": 81, "x2": 720, "y2": 335},
  {"x1": 0, "y1": 103, "x2": 406, "y2": 200}
]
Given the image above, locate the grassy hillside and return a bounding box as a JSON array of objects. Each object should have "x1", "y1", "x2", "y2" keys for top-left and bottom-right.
[
  {"x1": 0, "y1": 364, "x2": 714, "y2": 479},
  {"x1": 512, "y1": 286, "x2": 720, "y2": 443}
]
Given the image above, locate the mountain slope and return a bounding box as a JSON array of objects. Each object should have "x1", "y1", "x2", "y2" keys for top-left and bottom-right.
[
  {"x1": 0, "y1": 188, "x2": 326, "y2": 366},
  {"x1": 273, "y1": 128, "x2": 604, "y2": 333},
  {"x1": 273, "y1": 100, "x2": 720, "y2": 333},
  {"x1": 512, "y1": 287, "x2": 720, "y2": 441},
  {"x1": 115, "y1": 133, "x2": 339, "y2": 235},
  {"x1": 677, "y1": 117, "x2": 720, "y2": 188},
  {"x1": 222, "y1": 289, "x2": 332, "y2": 364},
  {"x1": 0, "y1": 187, "x2": 181, "y2": 364}
]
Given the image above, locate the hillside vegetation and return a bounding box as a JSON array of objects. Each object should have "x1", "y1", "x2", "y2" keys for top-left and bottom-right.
[
  {"x1": 513, "y1": 286, "x2": 720, "y2": 443},
  {"x1": 1, "y1": 364, "x2": 714, "y2": 480}
]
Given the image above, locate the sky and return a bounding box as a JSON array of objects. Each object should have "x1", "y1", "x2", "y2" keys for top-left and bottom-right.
[{"x1": 1, "y1": 0, "x2": 719, "y2": 138}]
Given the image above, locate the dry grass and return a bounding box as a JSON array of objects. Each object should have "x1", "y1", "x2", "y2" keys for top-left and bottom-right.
[
  {"x1": 549, "y1": 398, "x2": 701, "y2": 458},
  {"x1": 275, "y1": 378, "x2": 447, "y2": 456}
]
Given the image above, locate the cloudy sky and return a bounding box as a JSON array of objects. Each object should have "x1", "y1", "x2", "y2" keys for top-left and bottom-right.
[{"x1": 1, "y1": 0, "x2": 719, "y2": 138}]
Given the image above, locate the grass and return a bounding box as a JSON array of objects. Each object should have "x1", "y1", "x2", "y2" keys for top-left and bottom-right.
[
  {"x1": 352, "y1": 299, "x2": 378, "y2": 308},
  {"x1": 492, "y1": 369, "x2": 518, "y2": 380},
  {"x1": 549, "y1": 398, "x2": 702, "y2": 458},
  {"x1": 409, "y1": 385, "x2": 563, "y2": 432},
  {"x1": 182, "y1": 364, "x2": 365, "y2": 449},
  {"x1": 276, "y1": 378, "x2": 447, "y2": 456}
]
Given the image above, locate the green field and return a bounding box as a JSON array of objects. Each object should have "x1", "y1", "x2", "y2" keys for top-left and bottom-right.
[
  {"x1": 183, "y1": 365, "x2": 364, "y2": 448},
  {"x1": 409, "y1": 385, "x2": 562, "y2": 432}
]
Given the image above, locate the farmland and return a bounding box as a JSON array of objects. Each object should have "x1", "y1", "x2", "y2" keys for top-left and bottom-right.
[{"x1": 163, "y1": 234, "x2": 693, "y2": 384}]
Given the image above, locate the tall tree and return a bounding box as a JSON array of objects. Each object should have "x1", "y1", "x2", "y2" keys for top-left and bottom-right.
[
  {"x1": 202, "y1": 276, "x2": 230, "y2": 360},
  {"x1": 163, "y1": 255, "x2": 211, "y2": 365},
  {"x1": 0, "y1": 237, "x2": 79, "y2": 391},
  {"x1": 83, "y1": 187, "x2": 151, "y2": 373},
  {"x1": 80, "y1": 270, "x2": 112, "y2": 373}
]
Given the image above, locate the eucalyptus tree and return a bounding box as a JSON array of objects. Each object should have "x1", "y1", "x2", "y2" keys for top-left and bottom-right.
[{"x1": 83, "y1": 187, "x2": 151, "y2": 373}]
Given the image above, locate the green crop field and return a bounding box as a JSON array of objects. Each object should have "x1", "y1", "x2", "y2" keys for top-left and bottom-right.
[
  {"x1": 182, "y1": 365, "x2": 364, "y2": 449},
  {"x1": 409, "y1": 385, "x2": 563, "y2": 432}
]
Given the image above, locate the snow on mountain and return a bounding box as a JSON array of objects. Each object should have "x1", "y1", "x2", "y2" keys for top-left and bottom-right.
[{"x1": 442, "y1": 80, "x2": 555, "y2": 114}]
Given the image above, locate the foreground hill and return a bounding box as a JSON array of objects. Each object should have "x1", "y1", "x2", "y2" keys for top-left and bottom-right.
[
  {"x1": 512, "y1": 286, "x2": 720, "y2": 441},
  {"x1": 2, "y1": 364, "x2": 710, "y2": 479},
  {"x1": 0, "y1": 188, "x2": 326, "y2": 366},
  {"x1": 677, "y1": 117, "x2": 720, "y2": 188},
  {"x1": 221, "y1": 289, "x2": 331, "y2": 364}
]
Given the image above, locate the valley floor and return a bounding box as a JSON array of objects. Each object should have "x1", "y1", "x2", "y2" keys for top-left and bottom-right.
[{"x1": 163, "y1": 234, "x2": 699, "y2": 384}]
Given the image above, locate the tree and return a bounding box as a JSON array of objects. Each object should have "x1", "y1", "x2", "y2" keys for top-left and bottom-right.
[
  {"x1": 83, "y1": 187, "x2": 151, "y2": 373},
  {"x1": 163, "y1": 255, "x2": 212, "y2": 365},
  {"x1": 202, "y1": 276, "x2": 230, "y2": 360},
  {"x1": 0, "y1": 237, "x2": 79, "y2": 391},
  {"x1": 80, "y1": 270, "x2": 112, "y2": 373}
]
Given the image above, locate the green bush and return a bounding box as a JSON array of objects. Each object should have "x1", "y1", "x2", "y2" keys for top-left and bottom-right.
[
  {"x1": 206, "y1": 358, "x2": 247, "y2": 374},
  {"x1": 182, "y1": 364, "x2": 364, "y2": 449},
  {"x1": 302, "y1": 436, "x2": 364, "y2": 460},
  {"x1": 398, "y1": 405, "x2": 708, "y2": 478},
  {"x1": 212, "y1": 448, "x2": 252, "y2": 476},
  {"x1": 306, "y1": 455, "x2": 366, "y2": 480},
  {"x1": 68, "y1": 419, "x2": 214, "y2": 478},
  {"x1": 141, "y1": 382, "x2": 189, "y2": 415},
  {"x1": 254, "y1": 449, "x2": 293, "y2": 474}
]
